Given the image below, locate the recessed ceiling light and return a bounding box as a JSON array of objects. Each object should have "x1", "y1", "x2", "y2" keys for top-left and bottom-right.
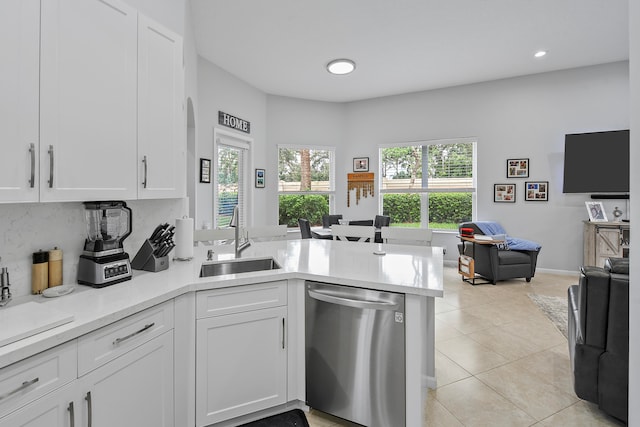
[
  {"x1": 327, "y1": 59, "x2": 356, "y2": 75},
  {"x1": 534, "y1": 50, "x2": 547, "y2": 58}
]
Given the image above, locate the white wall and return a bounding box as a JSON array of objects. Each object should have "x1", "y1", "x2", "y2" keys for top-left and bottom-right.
[
  {"x1": 628, "y1": 1, "x2": 638, "y2": 424},
  {"x1": 195, "y1": 59, "x2": 268, "y2": 228},
  {"x1": 265, "y1": 62, "x2": 629, "y2": 271}
]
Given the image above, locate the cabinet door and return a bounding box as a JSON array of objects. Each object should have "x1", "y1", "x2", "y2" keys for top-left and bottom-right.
[
  {"x1": 79, "y1": 331, "x2": 174, "y2": 427},
  {"x1": 0, "y1": 0, "x2": 40, "y2": 202},
  {"x1": 196, "y1": 307, "x2": 287, "y2": 426},
  {"x1": 137, "y1": 15, "x2": 185, "y2": 199},
  {"x1": 0, "y1": 382, "x2": 78, "y2": 427},
  {"x1": 40, "y1": 0, "x2": 138, "y2": 202}
]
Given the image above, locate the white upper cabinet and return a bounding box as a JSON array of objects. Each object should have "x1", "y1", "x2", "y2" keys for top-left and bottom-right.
[
  {"x1": 137, "y1": 16, "x2": 185, "y2": 199},
  {"x1": 0, "y1": 0, "x2": 40, "y2": 202},
  {"x1": 40, "y1": 0, "x2": 139, "y2": 202}
]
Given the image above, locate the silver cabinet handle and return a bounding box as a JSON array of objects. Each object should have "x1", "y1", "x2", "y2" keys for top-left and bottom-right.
[
  {"x1": 85, "y1": 392, "x2": 92, "y2": 427},
  {"x1": 28, "y1": 143, "x2": 35, "y2": 188},
  {"x1": 48, "y1": 145, "x2": 54, "y2": 188},
  {"x1": 113, "y1": 322, "x2": 155, "y2": 346},
  {"x1": 0, "y1": 377, "x2": 39, "y2": 401},
  {"x1": 282, "y1": 318, "x2": 285, "y2": 349},
  {"x1": 307, "y1": 289, "x2": 399, "y2": 311},
  {"x1": 142, "y1": 155, "x2": 148, "y2": 188},
  {"x1": 68, "y1": 401, "x2": 75, "y2": 427}
]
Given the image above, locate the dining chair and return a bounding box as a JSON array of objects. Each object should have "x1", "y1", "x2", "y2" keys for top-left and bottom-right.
[
  {"x1": 193, "y1": 228, "x2": 235, "y2": 245},
  {"x1": 331, "y1": 224, "x2": 375, "y2": 242},
  {"x1": 374, "y1": 215, "x2": 391, "y2": 228},
  {"x1": 298, "y1": 218, "x2": 312, "y2": 239},
  {"x1": 247, "y1": 225, "x2": 288, "y2": 241},
  {"x1": 381, "y1": 227, "x2": 433, "y2": 246},
  {"x1": 321, "y1": 214, "x2": 343, "y2": 229}
]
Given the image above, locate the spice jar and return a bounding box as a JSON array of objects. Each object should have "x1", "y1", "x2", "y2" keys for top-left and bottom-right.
[
  {"x1": 32, "y1": 250, "x2": 48, "y2": 294},
  {"x1": 48, "y1": 247, "x2": 63, "y2": 287}
]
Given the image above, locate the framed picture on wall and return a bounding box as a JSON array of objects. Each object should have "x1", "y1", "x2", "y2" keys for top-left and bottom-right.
[
  {"x1": 507, "y1": 158, "x2": 529, "y2": 178},
  {"x1": 255, "y1": 168, "x2": 265, "y2": 188},
  {"x1": 525, "y1": 181, "x2": 549, "y2": 201},
  {"x1": 199, "y1": 158, "x2": 211, "y2": 183},
  {"x1": 494, "y1": 184, "x2": 516, "y2": 202},
  {"x1": 353, "y1": 157, "x2": 369, "y2": 172}
]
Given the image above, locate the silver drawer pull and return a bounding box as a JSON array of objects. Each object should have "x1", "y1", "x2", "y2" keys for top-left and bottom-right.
[
  {"x1": 113, "y1": 322, "x2": 155, "y2": 346},
  {"x1": 0, "y1": 377, "x2": 39, "y2": 401}
]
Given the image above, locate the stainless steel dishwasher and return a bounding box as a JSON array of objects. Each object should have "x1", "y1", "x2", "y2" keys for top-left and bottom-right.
[{"x1": 305, "y1": 281, "x2": 405, "y2": 427}]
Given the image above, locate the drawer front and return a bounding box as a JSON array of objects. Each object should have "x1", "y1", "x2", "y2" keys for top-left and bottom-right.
[
  {"x1": 78, "y1": 300, "x2": 174, "y2": 376},
  {"x1": 197, "y1": 281, "x2": 287, "y2": 318},
  {"x1": 0, "y1": 341, "x2": 76, "y2": 417}
]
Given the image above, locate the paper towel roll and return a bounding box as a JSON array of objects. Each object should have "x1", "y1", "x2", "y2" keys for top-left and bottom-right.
[{"x1": 174, "y1": 217, "x2": 194, "y2": 260}]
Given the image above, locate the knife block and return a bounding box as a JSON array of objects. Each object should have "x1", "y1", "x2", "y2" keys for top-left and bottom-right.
[{"x1": 131, "y1": 239, "x2": 170, "y2": 272}]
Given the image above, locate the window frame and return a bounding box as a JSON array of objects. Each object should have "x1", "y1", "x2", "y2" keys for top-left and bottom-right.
[
  {"x1": 277, "y1": 144, "x2": 337, "y2": 219},
  {"x1": 378, "y1": 137, "x2": 477, "y2": 229}
]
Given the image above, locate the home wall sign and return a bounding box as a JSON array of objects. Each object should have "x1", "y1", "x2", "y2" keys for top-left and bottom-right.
[
  {"x1": 218, "y1": 111, "x2": 251, "y2": 134},
  {"x1": 347, "y1": 173, "x2": 374, "y2": 207}
]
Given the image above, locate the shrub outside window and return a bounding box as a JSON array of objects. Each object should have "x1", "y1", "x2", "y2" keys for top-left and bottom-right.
[
  {"x1": 278, "y1": 145, "x2": 335, "y2": 227},
  {"x1": 379, "y1": 139, "x2": 476, "y2": 230}
]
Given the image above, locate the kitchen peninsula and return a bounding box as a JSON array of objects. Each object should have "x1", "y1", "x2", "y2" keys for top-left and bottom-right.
[{"x1": 0, "y1": 239, "x2": 443, "y2": 427}]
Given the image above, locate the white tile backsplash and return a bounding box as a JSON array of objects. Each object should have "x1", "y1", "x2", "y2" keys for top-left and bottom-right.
[{"x1": 0, "y1": 199, "x2": 185, "y2": 297}]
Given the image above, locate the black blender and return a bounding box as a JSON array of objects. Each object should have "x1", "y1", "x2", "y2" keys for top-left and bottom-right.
[{"x1": 77, "y1": 201, "x2": 132, "y2": 287}]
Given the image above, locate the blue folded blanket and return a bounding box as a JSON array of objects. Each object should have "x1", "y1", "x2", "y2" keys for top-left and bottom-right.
[{"x1": 474, "y1": 221, "x2": 541, "y2": 251}]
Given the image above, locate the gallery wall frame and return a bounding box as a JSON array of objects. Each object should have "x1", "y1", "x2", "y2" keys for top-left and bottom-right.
[
  {"x1": 353, "y1": 157, "x2": 369, "y2": 172},
  {"x1": 525, "y1": 181, "x2": 549, "y2": 201},
  {"x1": 494, "y1": 183, "x2": 516, "y2": 202},
  {"x1": 507, "y1": 158, "x2": 529, "y2": 178},
  {"x1": 255, "y1": 168, "x2": 265, "y2": 188},
  {"x1": 200, "y1": 158, "x2": 211, "y2": 183}
]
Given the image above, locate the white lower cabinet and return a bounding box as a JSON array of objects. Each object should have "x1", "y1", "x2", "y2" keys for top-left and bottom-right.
[
  {"x1": 0, "y1": 382, "x2": 77, "y2": 427},
  {"x1": 196, "y1": 282, "x2": 288, "y2": 426},
  {"x1": 79, "y1": 331, "x2": 174, "y2": 427}
]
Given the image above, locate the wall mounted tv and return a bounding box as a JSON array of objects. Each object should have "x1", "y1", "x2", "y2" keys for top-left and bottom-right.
[{"x1": 563, "y1": 129, "x2": 630, "y2": 194}]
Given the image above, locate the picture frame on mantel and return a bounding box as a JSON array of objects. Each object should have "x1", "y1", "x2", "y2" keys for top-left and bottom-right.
[
  {"x1": 507, "y1": 158, "x2": 529, "y2": 178},
  {"x1": 494, "y1": 183, "x2": 516, "y2": 202},
  {"x1": 525, "y1": 181, "x2": 548, "y2": 201},
  {"x1": 586, "y1": 201, "x2": 608, "y2": 222},
  {"x1": 199, "y1": 158, "x2": 211, "y2": 184}
]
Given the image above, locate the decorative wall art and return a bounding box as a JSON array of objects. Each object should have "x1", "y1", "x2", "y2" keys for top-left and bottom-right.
[
  {"x1": 255, "y1": 168, "x2": 265, "y2": 188},
  {"x1": 586, "y1": 201, "x2": 608, "y2": 222},
  {"x1": 200, "y1": 158, "x2": 211, "y2": 183},
  {"x1": 347, "y1": 172, "x2": 374, "y2": 206},
  {"x1": 525, "y1": 181, "x2": 548, "y2": 201},
  {"x1": 353, "y1": 157, "x2": 369, "y2": 172},
  {"x1": 507, "y1": 158, "x2": 529, "y2": 178},
  {"x1": 494, "y1": 184, "x2": 516, "y2": 203}
]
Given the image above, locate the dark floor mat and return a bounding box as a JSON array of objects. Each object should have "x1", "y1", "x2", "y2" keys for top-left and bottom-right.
[{"x1": 239, "y1": 409, "x2": 310, "y2": 427}]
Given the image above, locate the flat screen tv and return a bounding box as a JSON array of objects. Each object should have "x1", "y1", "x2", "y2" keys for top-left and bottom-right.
[{"x1": 563, "y1": 130, "x2": 630, "y2": 194}]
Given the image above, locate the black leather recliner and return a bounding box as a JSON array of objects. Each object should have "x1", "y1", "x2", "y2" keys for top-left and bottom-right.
[
  {"x1": 457, "y1": 222, "x2": 540, "y2": 284},
  {"x1": 568, "y1": 257, "x2": 629, "y2": 423}
]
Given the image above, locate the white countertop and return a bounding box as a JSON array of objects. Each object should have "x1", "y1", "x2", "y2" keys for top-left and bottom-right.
[{"x1": 0, "y1": 239, "x2": 443, "y2": 368}]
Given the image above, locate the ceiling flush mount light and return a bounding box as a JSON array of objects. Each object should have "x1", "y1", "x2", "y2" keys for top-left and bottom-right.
[
  {"x1": 327, "y1": 59, "x2": 356, "y2": 75},
  {"x1": 534, "y1": 50, "x2": 547, "y2": 58}
]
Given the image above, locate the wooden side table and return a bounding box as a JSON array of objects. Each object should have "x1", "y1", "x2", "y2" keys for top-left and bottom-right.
[{"x1": 458, "y1": 235, "x2": 505, "y2": 285}]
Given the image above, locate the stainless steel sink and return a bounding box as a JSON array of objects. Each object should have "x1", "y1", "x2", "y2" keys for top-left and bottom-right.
[{"x1": 200, "y1": 257, "x2": 281, "y2": 277}]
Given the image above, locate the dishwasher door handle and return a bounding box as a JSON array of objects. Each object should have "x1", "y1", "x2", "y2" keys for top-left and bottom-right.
[{"x1": 308, "y1": 289, "x2": 399, "y2": 311}]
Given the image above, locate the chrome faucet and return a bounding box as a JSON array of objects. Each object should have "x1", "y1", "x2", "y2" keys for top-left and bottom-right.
[
  {"x1": 0, "y1": 258, "x2": 12, "y2": 307},
  {"x1": 230, "y1": 206, "x2": 251, "y2": 258}
]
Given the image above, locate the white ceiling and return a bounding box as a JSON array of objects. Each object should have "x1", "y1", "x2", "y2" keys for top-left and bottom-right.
[{"x1": 190, "y1": 0, "x2": 629, "y2": 103}]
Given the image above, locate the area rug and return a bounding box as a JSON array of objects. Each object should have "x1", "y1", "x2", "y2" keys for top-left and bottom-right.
[{"x1": 528, "y1": 293, "x2": 568, "y2": 339}]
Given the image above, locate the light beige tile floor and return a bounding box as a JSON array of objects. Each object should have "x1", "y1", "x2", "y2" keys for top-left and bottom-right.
[{"x1": 306, "y1": 266, "x2": 625, "y2": 426}]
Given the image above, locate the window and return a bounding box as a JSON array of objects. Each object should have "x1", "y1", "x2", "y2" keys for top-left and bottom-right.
[
  {"x1": 379, "y1": 139, "x2": 475, "y2": 230},
  {"x1": 278, "y1": 145, "x2": 335, "y2": 227},
  {"x1": 214, "y1": 130, "x2": 250, "y2": 228}
]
